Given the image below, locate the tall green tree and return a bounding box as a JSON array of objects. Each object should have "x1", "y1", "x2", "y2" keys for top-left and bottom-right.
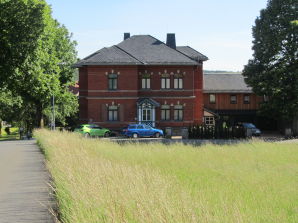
[
  {"x1": 1, "y1": 0, "x2": 78, "y2": 129},
  {"x1": 15, "y1": 6, "x2": 78, "y2": 127},
  {"x1": 0, "y1": 0, "x2": 46, "y2": 86},
  {"x1": 243, "y1": 0, "x2": 298, "y2": 121}
]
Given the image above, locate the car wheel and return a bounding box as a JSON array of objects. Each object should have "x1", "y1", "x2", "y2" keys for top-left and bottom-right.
[
  {"x1": 132, "y1": 133, "x2": 138, "y2": 138},
  {"x1": 154, "y1": 132, "x2": 160, "y2": 138},
  {"x1": 84, "y1": 133, "x2": 90, "y2": 138},
  {"x1": 104, "y1": 132, "x2": 110, "y2": 137}
]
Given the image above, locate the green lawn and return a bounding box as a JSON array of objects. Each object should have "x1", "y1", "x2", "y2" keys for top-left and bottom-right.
[
  {"x1": 0, "y1": 127, "x2": 19, "y2": 140},
  {"x1": 35, "y1": 129, "x2": 298, "y2": 223}
]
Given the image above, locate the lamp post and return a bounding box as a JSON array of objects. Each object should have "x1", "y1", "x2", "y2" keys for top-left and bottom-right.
[{"x1": 52, "y1": 93, "x2": 55, "y2": 130}]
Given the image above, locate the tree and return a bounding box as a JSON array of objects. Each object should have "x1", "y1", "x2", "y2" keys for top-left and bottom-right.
[
  {"x1": 14, "y1": 7, "x2": 78, "y2": 127},
  {"x1": 1, "y1": 0, "x2": 78, "y2": 129},
  {"x1": 243, "y1": 0, "x2": 298, "y2": 121},
  {"x1": 0, "y1": 0, "x2": 46, "y2": 86}
]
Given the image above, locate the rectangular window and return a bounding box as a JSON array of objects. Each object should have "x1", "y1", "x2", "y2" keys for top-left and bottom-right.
[
  {"x1": 161, "y1": 105, "x2": 170, "y2": 121},
  {"x1": 142, "y1": 109, "x2": 151, "y2": 121},
  {"x1": 108, "y1": 105, "x2": 118, "y2": 121},
  {"x1": 108, "y1": 74, "x2": 117, "y2": 90},
  {"x1": 174, "y1": 78, "x2": 183, "y2": 89},
  {"x1": 142, "y1": 78, "x2": 150, "y2": 89},
  {"x1": 209, "y1": 94, "x2": 216, "y2": 104},
  {"x1": 161, "y1": 77, "x2": 170, "y2": 89},
  {"x1": 174, "y1": 105, "x2": 183, "y2": 121},
  {"x1": 244, "y1": 95, "x2": 250, "y2": 104},
  {"x1": 230, "y1": 95, "x2": 237, "y2": 104},
  {"x1": 204, "y1": 116, "x2": 215, "y2": 126}
]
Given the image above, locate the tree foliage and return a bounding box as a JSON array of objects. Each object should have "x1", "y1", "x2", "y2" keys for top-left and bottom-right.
[
  {"x1": 0, "y1": 0, "x2": 78, "y2": 129},
  {"x1": 0, "y1": 0, "x2": 46, "y2": 86},
  {"x1": 243, "y1": 0, "x2": 298, "y2": 121}
]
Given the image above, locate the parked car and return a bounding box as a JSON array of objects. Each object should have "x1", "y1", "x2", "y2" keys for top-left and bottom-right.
[
  {"x1": 122, "y1": 124, "x2": 164, "y2": 138},
  {"x1": 74, "y1": 124, "x2": 111, "y2": 137},
  {"x1": 238, "y1": 123, "x2": 261, "y2": 136}
]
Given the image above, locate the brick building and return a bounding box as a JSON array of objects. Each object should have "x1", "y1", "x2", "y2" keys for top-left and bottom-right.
[{"x1": 74, "y1": 33, "x2": 208, "y2": 130}]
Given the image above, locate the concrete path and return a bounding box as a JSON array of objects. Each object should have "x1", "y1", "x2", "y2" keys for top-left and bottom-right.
[{"x1": 0, "y1": 140, "x2": 54, "y2": 223}]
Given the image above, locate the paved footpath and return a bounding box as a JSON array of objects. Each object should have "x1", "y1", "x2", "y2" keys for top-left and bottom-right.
[{"x1": 0, "y1": 140, "x2": 54, "y2": 223}]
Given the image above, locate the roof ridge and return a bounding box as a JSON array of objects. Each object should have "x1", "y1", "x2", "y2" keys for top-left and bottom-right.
[{"x1": 114, "y1": 45, "x2": 145, "y2": 64}]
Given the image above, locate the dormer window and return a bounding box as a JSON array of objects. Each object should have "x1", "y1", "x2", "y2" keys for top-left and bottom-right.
[{"x1": 108, "y1": 74, "x2": 118, "y2": 90}]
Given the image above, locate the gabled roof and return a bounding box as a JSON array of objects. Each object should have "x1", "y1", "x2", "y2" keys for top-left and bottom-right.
[
  {"x1": 204, "y1": 73, "x2": 252, "y2": 93},
  {"x1": 176, "y1": 46, "x2": 208, "y2": 62},
  {"x1": 137, "y1": 98, "x2": 160, "y2": 107},
  {"x1": 74, "y1": 35, "x2": 207, "y2": 67}
]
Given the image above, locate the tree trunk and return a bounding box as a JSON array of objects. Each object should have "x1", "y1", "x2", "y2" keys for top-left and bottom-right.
[
  {"x1": 36, "y1": 102, "x2": 44, "y2": 128},
  {"x1": 0, "y1": 119, "x2": 2, "y2": 136}
]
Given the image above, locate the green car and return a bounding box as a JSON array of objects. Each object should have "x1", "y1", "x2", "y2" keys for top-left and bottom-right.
[{"x1": 74, "y1": 124, "x2": 110, "y2": 137}]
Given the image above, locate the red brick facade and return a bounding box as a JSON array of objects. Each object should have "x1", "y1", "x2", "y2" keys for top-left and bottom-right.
[{"x1": 79, "y1": 65, "x2": 204, "y2": 129}]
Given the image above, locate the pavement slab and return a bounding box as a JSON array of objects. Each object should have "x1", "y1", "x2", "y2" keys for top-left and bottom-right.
[{"x1": 0, "y1": 140, "x2": 55, "y2": 223}]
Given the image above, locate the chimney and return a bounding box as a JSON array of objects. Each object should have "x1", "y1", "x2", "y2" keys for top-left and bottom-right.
[
  {"x1": 166, "y1": 33, "x2": 176, "y2": 49},
  {"x1": 124, "y1": 32, "x2": 130, "y2": 40}
]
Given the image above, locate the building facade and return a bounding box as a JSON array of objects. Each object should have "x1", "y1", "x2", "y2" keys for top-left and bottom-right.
[
  {"x1": 203, "y1": 73, "x2": 266, "y2": 127},
  {"x1": 75, "y1": 33, "x2": 208, "y2": 130}
]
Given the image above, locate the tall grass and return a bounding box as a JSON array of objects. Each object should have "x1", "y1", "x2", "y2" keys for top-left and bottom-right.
[{"x1": 35, "y1": 129, "x2": 298, "y2": 223}]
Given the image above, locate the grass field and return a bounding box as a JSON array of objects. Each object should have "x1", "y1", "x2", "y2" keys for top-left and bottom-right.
[
  {"x1": 35, "y1": 129, "x2": 298, "y2": 223},
  {"x1": 0, "y1": 127, "x2": 19, "y2": 141}
]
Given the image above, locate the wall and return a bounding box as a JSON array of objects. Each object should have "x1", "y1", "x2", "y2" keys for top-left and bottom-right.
[{"x1": 203, "y1": 93, "x2": 263, "y2": 110}]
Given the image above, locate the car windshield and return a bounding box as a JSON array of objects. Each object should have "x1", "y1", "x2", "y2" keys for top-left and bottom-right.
[{"x1": 243, "y1": 123, "x2": 256, "y2": 128}]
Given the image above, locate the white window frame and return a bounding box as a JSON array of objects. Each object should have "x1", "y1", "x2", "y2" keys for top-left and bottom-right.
[{"x1": 204, "y1": 116, "x2": 215, "y2": 126}]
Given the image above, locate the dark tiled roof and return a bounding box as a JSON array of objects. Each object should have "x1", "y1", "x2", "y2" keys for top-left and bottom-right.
[
  {"x1": 74, "y1": 46, "x2": 142, "y2": 66},
  {"x1": 204, "y1": 73, "x2": 252, "y2": 93},
  {"x1": 74, "y1": 35, "x2": 206, "y2": 67},
  {"x1": 117, "y1": 35, "x2": 197, "y2": 65},
  {"x1": 176, "y1": 46, "x2": 208, "y2": 61}
]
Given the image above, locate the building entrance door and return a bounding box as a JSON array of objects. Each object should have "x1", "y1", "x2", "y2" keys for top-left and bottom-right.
[{"x1": 137, "y1": 98, "x2": 160, "y2": 127}]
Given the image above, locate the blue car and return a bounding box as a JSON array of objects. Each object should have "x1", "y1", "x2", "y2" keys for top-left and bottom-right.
[{"x1": 122, "y1": 124, "x2": 164, "y2": 138}]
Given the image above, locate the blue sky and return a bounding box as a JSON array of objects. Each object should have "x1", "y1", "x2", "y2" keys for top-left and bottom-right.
[{"x1": 47, "y1": 0, "x2": 268, "y2": 71}]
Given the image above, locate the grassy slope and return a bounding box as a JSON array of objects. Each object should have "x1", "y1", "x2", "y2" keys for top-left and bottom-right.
[{"x1": 35, "y1": 129, "x2": 298, "y2": 223}]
